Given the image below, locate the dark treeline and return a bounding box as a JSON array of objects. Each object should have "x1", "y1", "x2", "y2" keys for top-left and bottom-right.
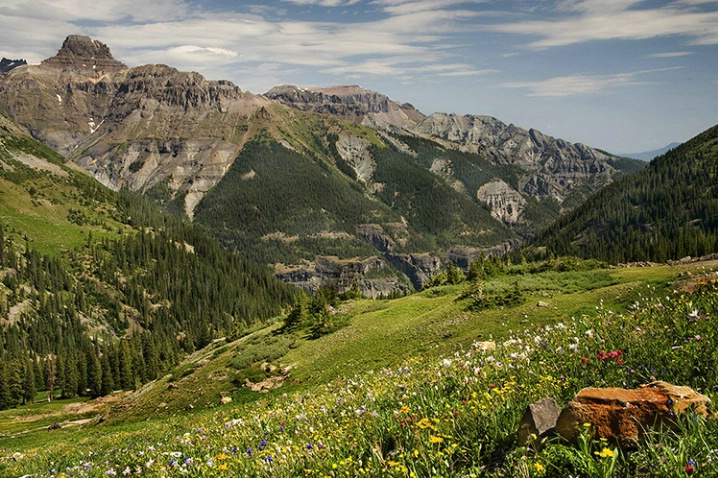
[
  {"x1": 527, "y1": 125, "x2": 718, "y2": 263},
  {"x1": 0, "y1": 192, "x2": 297, "y2": 410}
]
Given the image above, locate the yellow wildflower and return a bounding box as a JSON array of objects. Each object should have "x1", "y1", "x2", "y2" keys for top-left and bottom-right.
[
  {"x1": 217, "y1": 463, "x2": 228, "y2": 471},
  {"x1": 429, "y1": 435, "x2": 444, "y2": 444},
  {"x1": 595, "y1": 447, "x2": 615, "y2": 459},
  {"x1": 416, "y1": 418, "x2": 435, "y2": 430},
  {"x1": 533, "y1": 462, "x2": 546, "y2": 473}
]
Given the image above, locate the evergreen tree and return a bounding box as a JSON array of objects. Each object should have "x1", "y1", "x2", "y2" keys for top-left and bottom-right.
[
  {"x1": 22, "y1": 358, "x2": 36, "y2": 405},
  {"x1": 0, "y1": 361, "x2": 11, "y2": 409},
  {"x1": 119, "y1": 340, "x2": 134, "y2": 390},
  {"x1": 100, "y1": 353, "x2": 114, "y2": 396},
  {"x1": 44, "y1": 357, "x2": 56, "y2": 402},
  {"x1": 8, "y1": 359, "x2": 23, "y2": 406},
  {"x1": 86, "y1": 350, "x2": 102, "y2": 398},
  {"x1": 62, "y1": 354, "x2": 78, "y2": 399}
]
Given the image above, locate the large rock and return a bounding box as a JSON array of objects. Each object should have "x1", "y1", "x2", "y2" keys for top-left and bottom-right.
[
  {"x1": 518, "y1": 397, "x2": 561, "y2": 447},
  {"x1": 555, "y1": 381, "x2": 711, "y2": 447}
]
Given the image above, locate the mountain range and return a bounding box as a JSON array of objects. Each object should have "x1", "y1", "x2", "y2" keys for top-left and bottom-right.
[
  {"x1": 0, "y1": 35, "x2": 645, "y2": 293},
  {"x1": 619, "y1": 142, "x2": 682, "y2": 161}
]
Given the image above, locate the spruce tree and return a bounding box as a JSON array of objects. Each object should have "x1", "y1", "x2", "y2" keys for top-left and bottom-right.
[
  {"x1": 22, "y1": 359, "x2": 36, "y2": 405},
  {"x1": 0, "y1": 361, "x2": 10, "y2": 410},
  {"x1": 8, "y1": 360, "x2": 23, "y2": 406},
  {"x1": 100, "y1": 353, "x2": 114, "y2": 396},
  {"x1": 86, "y1": 351, "x2": 102, "y2": 398}
]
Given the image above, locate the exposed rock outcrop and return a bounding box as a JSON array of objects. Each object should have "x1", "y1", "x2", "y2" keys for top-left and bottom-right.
[
  {"x1": 477, "y1": 179, "x2": 527, "y2": 224},
  {"x1": 386, "y1": 253, "x2": 442, "y2": 290},
  {"x1": 555, "y1": 381, "x2": 711, "y2": 447},
  {"x1": 266, "y1": 84, "x2": 424, "y2": 132},
  {"x1": 0, "y1": 58, "x2": 26, "y2": 74},
  {"x1": 274, "y1": 256, "x2": 411, "y2": 298},
  {"x1": 335, "y1": 134, "x2": 375, "y2": 183},
  {"x1": 413, "y1": 113, "x2": 619, "y2": 204},
  {"x1": 41, "y1": 35, "x2": 126, "y2": 73},
  {"x1": 0, "y1": 37, "x2": 269, "y2": 217}
]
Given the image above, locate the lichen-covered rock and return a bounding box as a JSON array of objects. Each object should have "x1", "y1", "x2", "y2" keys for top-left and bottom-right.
[{"x1": 555, "y1": 381, "x2": 711, "y2": 447}]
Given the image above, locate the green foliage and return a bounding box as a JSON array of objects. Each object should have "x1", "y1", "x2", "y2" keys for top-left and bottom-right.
[
  {"x1": 5, "y1": 266, "x2": 718, "y2": 477},
  {"x1": 194, "y1": 138, "x2": 395, "y2": 263},
  {"x1": 282, "y1": 286, "x2": 351, "y2": 339},
  {"x1": 370, "y1": 142, "x2": 512, "y2": 248},
  {"x1": 531, "y1": 124, "x2": 718, "y2": 263},
  {"x1": 465, "y1": 280, "x2": 526, "y2": 311}
]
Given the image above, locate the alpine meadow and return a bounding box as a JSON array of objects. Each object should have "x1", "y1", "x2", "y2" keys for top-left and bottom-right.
[{"x1": 1, "y1": 14, "x2": 717, "y2": 478}]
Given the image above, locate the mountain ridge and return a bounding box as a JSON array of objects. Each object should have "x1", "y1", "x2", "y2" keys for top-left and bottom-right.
[
  {"x1": 528, "y1": 125, "x2": 718, "y2": 263},
  {"x1": 0, "y1": 35, "x2": 644, "y2": 293},
  {"x1": 619, "y1": 142, "x2": 681, "y2": 161}
]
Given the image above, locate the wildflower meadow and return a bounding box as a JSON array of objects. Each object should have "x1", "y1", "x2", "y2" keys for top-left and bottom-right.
[{"x1": 3, "y1": 272, "x2": 718, "y2": 477}]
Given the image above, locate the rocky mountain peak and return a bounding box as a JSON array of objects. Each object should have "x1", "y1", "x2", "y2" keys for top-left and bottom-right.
[
  {"x1": 41, "y1": 34, "x2": 126, "y2": 72},
  {"x1": 0, "y1": 57, "x2": 27, "y2": 74},
  {"x1": 265, "y1": 84, "x2": 425, "y2": 131}
]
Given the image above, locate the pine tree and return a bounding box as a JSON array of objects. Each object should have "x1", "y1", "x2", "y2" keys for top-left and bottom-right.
[
  {"x1": 8, "y1": 359, "x2": 23, "y2": 406},
  {"x1": 22, "y1": 358, "x2": 36, "y2": 405},
  {"x1": 0, "y1": 361, "x2": 11, "y2": 410},
  {"x1": 86, "y1": 351, "x2": 102, "y2": 398},
  {"x1": 119, "y1": 340, "x2": 134, "y2": 390},
  {"x1": 100, "y1": 353, "x2": 114, "y2": 396},
  {"x1": 44, "y1": 357, "x2": 56, "y2": 402},
  {"x1": 62, "y1": 354, "x2": 78, "y2": 399}
]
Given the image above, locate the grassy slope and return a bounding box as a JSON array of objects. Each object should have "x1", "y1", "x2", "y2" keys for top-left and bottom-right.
[
  {"x1": 0, "y1": 118, "x2": 126, "y2": 254},
  {"x1": 0, "y1": 261, "x2": 703, "y2": 466}
]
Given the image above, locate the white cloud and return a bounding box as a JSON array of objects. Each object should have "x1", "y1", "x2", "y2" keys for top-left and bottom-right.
[
  {"x1": 280, "y1": 0, "x2": 361, "y2": 6},
  {"x1": 492, "y1": 0, "x2": 718, "y2": 49},
  {"x1": 503, "y1": 68, "x2": 683, "y2": 97},
  {"x1": 647, "y1": 51, "x2": 694, "y2": 58}
]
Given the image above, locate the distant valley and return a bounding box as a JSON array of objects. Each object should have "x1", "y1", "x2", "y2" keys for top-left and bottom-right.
[{"x1": 618, "y1": 142, "x2": 682, "y2": 161}]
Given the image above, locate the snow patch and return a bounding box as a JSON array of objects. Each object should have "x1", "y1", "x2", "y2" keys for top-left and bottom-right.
[{"x1": 88, "y1": 117, "x2": 105, "y2": 134}]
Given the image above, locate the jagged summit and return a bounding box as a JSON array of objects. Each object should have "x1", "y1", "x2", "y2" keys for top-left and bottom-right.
[
  {"x1": 41, "y1": 34, "x2": 126, "y2": 72},
  {"x1": 0, "y1": 57, "x2": 27, "y2": 74},
  {"x1": 265, "y1": 83, "x2": 425, "y2": 130}
]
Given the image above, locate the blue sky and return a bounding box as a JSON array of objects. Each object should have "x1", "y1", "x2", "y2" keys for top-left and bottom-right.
[{"x1": 1, "y1": 0, "x2": 717, "y2": 153}]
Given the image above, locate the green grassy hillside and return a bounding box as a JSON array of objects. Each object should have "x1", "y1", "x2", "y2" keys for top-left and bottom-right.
[
  {"x1": 2, "y1": 259, "x2": 716, "y2": 477},
  {"x1": 0, "y1": 113, "x2": 297, "y2": 413}
]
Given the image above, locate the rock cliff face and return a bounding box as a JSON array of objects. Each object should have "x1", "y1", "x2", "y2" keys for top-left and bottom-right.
[
  {"x1": 477, "y1": 179, "x2": 526, "y2": 224},
  {"x1": 0, "y1": 37, "x2": 269, "y2": 217},
  {"x1": 413, "y1": 113, "x2": 618, "y2": 204},
  {"x1": 266, "y1": 84, "x2": 424, "y2": 132},
  {"x1": 41, "y1": 35, "x2": 127, "y2": 73},
  {"x1": 274, "y1": 256, "x2": 412, "y2": 299}
]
